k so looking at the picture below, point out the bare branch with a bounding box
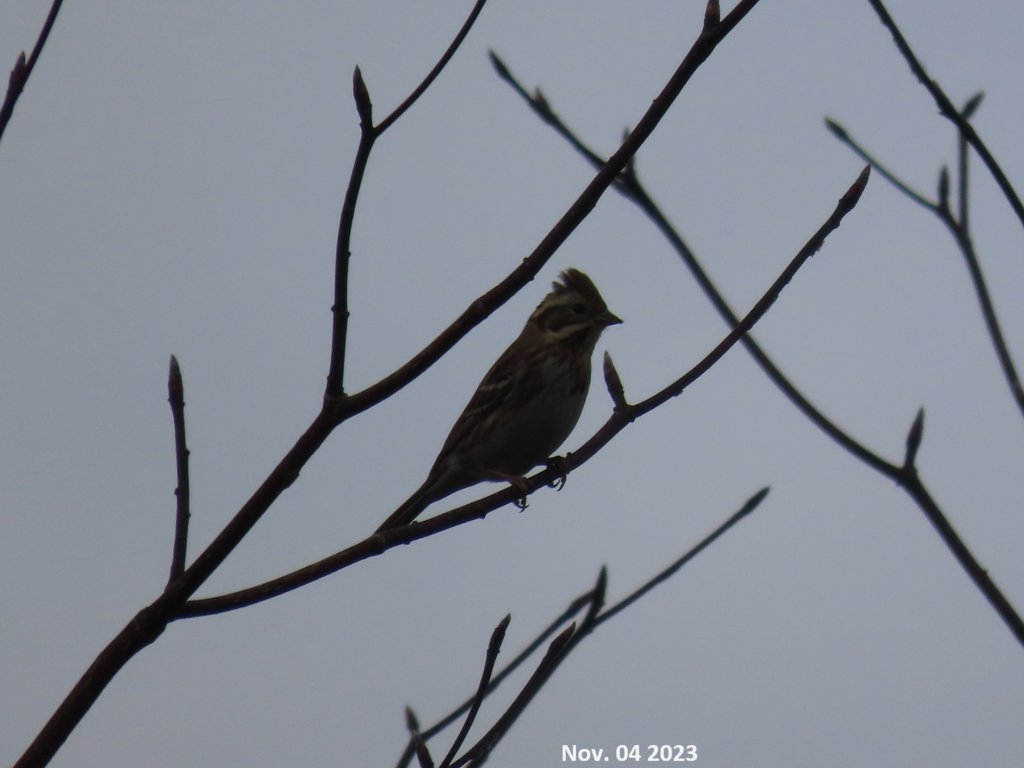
[825,118,937,211]
[944,219,1024,418]
[438,615,510,768]
[325,66,375,400]
[828,111,1024,420]
[412,734,435,768]
[325,1,489,399]
[594,488,768,628]
[0,0,65,145]
[451,624,576,767]
[394,583,601,768]
[865,0,1024,238]
[377,0,489,134]
[898,471,1024,646]
[490,52,616,177]
[956,95,979,228]
[627,167,869,417]
[167,356,191,584]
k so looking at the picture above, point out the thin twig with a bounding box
[824,119,936,211]
[944,217,1024,418]
[377,0,488,135]
[452,625,576,767]
[393,587,599,768]
[452,582,604,768]
[865,0,1024,238]
[0,0,65,145]
[438,615,510,768]
[957,94,982,230]
[412,734,435,768]
[594,488,767,627]
[631,167,870,415]
[898,469,1024,643]
[325,66,373,401]
[827,117,1024,419]
[325,0,490,400]
[167,356,191,583]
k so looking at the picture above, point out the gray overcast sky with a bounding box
[3,1,1024,766]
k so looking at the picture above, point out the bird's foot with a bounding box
[545,456,570,491]
[508,475,531,510]
[485,470,531,510]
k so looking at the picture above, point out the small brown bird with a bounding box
[377,268,622,531]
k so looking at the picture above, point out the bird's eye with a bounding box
[571,303,586,315]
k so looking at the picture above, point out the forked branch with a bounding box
[826,110,1024,419]
[326,0,490,399]
[865,0,1024,238]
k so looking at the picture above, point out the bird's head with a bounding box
[528,268,622,350]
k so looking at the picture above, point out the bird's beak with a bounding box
[601,310,623,327]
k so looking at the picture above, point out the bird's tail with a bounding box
[375,479,437,533]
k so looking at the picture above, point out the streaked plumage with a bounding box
[377,268,621,531]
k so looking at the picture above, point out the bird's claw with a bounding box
[509,476,530,510]
[545,456,570,491]
[489,472,531,510]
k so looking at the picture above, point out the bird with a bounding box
[377,268,622,532]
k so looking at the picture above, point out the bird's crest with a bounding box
[551,268,605,307]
